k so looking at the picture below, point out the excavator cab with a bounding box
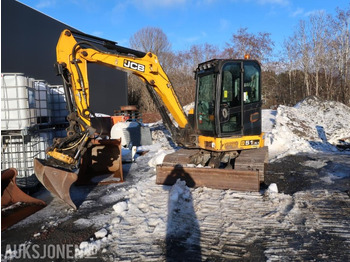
[191,59,264,153]
[157,59,267,190]
[195,59,262,139]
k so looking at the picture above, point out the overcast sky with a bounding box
[18,0,350,54]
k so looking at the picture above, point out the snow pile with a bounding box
[269,96,350,159]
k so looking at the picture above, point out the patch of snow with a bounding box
[302,160,328,169]
[320,175,335,184]
[94,228,108,239]
[148,149,175,167]
[112,201,128,214]
[73,218,94,228]
[111,217,121,225]
[267,183,279,194]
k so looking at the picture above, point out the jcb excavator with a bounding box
[34,29,268,209]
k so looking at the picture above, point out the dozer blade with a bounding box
[34,158,78,209]
[2,168,46,231]
[156,165,260,191]
[156,147,268,191]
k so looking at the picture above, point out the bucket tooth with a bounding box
[34,158,78,209]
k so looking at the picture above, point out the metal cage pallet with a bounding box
[1,128,67,187]
[1,73,70,188]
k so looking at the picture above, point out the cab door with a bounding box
[218,62,242,136]
[242,61,262,136]
[218,60,261,137]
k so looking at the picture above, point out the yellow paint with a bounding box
[56,29,188,129]
[47,149,75,164]
[224,90,228,98]
[198,133,265,151]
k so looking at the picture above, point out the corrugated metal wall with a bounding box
[1,0,128,115]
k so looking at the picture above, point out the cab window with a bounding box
[243,63,260,104]
[197,73,216,132]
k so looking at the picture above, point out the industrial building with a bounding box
[1,0,128,181]
[2,0,128,115]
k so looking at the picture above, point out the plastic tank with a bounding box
[48,85,69,124]
[1,73,37,130]
[34,80,51,124]
[111,121,152,147]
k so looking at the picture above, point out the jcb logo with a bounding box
[123,60,145,72]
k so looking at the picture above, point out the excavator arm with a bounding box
[57,29,189,129]
[50,29,192,168]
[34,29,194,208]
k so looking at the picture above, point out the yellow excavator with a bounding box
[34,29,268,209]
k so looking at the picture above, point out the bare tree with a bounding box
[129,26,172,70]
[281,6,350,105]
[309,11,332,97]
[223,27,274,62]
[128,27,174,113]
[333,6,350,104]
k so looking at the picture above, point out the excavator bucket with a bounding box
[76,138,123,185]
[34,158,78,209]
[33,138,123,209]
[1,168,46,231]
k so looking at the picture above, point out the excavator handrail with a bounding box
[69,29,147,58]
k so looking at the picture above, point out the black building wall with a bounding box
[1,0,128,115]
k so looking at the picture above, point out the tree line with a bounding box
[128,5,350,112]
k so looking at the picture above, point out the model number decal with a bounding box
[123,60,145,72]
[242,140,260,146]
